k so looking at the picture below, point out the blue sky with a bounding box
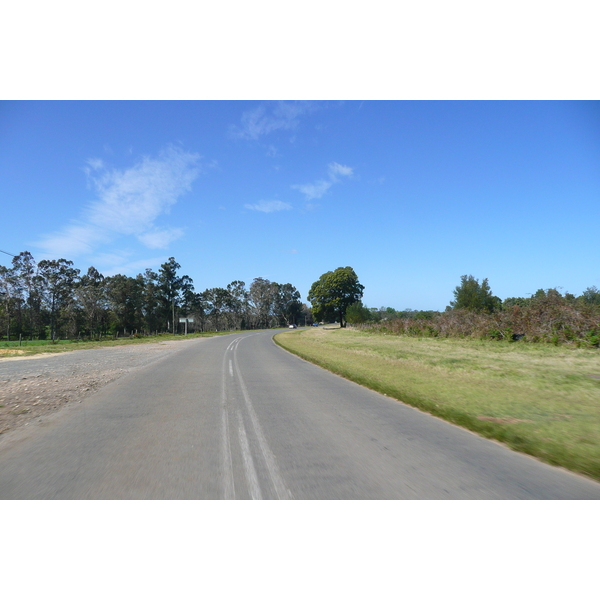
[1,100,598,311]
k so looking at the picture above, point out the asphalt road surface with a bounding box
[1,330,599,499]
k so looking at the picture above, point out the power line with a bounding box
[1,249,17,257]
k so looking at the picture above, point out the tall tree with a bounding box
[202,287,231,331]
[447,275,500,313]
[11,251,44,339]
[274,282,302,326]
[0,263,19,340]
[158,257,193,333]
[581,286,600,306]
[227,280,249,330]
[38,259,80,340]
[76,266,107,338]
[249,277,277,328]
[307,266,364,327]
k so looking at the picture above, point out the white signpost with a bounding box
[178,317,194,335]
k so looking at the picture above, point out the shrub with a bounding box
[360,290,600,347]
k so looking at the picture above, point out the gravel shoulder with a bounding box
[0,337,206,444]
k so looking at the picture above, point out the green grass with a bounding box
[275,326,600,482]
[0,331,235,358]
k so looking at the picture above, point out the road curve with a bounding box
[1,329,599,499]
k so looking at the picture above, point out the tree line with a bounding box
[0,252,308,342]
[350,274,600,347]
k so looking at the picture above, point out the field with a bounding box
[0,331,233,358]
[275,326,600,481]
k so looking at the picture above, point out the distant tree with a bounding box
[502,296,531,309]
[581,286,600,305]
[447,275,500,313]
[307,266,364,327]
[202,287,231,331]
[0,263,18,340]
[300,303,314,326]
[249,277,277,328]
[158,257,193,333]
[11,251,43,339]
[76,266,107,338]
[346,301,372,324]
[105,274,139,334]
[140,269,162,333]
[38,258,80,340]
[227,280,249,329]
[274,283,302,326]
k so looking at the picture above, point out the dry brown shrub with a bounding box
[359,293,600,346]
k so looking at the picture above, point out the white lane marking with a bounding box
[221,347,235,499]
[232,348,293,500]
[236,409,262,500]
[229,360,233,377]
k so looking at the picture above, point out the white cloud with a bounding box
[86,158,105,171]
[137,227,185,249]
[244,200,292,213]
[230,101,318,140]
[292,162,354,201]
[291,180,332,201]
[35,222,111,259]
[98,256,170,277]
[86,145,200,235]
[33,145,201,259]
[328,162,353,179]
[266,145,280,158]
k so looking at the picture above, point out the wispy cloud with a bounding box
[244,200,292,213]
[266,145,280,158]
[292,162,354,201]
[291,179,333,201]
[328,162,353,179]
[230,101,318,141]
[34,145,202,259]
[137,227,186,249]
[96,254,171,277]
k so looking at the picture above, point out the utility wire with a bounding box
[1,249,17,257]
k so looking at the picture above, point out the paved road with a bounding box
[1,330,599,499]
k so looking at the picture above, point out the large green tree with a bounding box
[158,257,194,333]
[38,258,80,340]
[307,266,364,327]
[447,274,500,313]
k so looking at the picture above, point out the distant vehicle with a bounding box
[312,323,319,327]
[289,324,297,329]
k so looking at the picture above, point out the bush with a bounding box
[360,290,600,347]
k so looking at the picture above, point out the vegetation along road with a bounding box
[1,329,599,499]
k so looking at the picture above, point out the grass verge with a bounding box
[275,327,600,482]
[0,331,235,358]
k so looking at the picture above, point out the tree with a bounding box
[249,277,277,328]
[447,275,500,313]
[0,263,18,340]
[76,266,107,338]
[158,257,193,333]
[11,251,43,339]
[106,274,143,335]
[274,283,302,326]
[202,287,231,331]
[38,258,80,340]
[346,301,372,324]
[227,280,249,329]
[581,286,600,306]
[307,266,364,327]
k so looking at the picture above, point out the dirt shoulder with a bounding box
[0,338,204,440]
